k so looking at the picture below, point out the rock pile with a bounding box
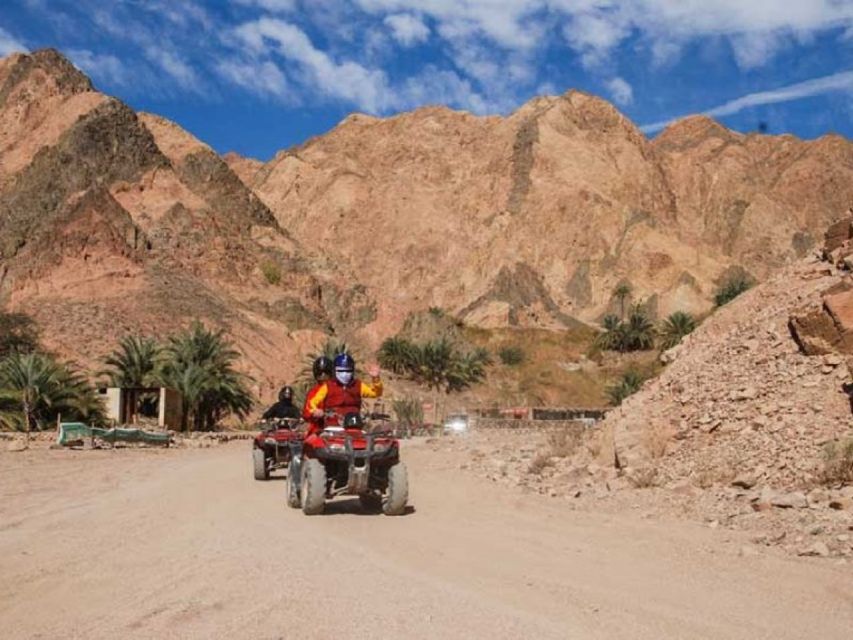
[446,248,853,557]
[601,258,853,489]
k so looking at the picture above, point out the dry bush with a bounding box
[528,452,554,475]
[260,260,281,285]
[585,433,603,459]
[546,426,582,458]
[693,462,736,489]
[627,466,659,488]
[641,423,674,459]
[822,438,853,486]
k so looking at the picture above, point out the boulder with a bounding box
[771,492,808,509]
[823,216,853,255]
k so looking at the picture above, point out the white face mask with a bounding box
[335,370,354,385]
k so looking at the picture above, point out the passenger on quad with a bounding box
[303,353,382,431]
[262,385,300,422]
[302,356,333,430]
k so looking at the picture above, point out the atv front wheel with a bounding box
[253,448,269,481]
[383,463,408,515]
[301,458,326,515]
[286,464,301,508]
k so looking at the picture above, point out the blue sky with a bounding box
[1,1,852,160]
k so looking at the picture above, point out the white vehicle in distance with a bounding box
[443,413,469,434]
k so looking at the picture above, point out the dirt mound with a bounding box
[599,260,852,486]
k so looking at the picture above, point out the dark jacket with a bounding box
[262,401,300,420]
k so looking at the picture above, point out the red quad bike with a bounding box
[252,417,301,480]
[286,412,408,515]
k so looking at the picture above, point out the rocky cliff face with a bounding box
[251,91,853,345]
[0,49,374,397]
[2,48,852,391]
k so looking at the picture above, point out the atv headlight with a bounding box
[328,443,346,453]
[264,438,276,445]
[374,442,389,453]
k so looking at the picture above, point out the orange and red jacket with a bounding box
[302,377,383,431]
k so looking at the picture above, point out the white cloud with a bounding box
[358,1,853,71]
[68,49,126,86]
[384,13,430,46]
[234,18,394,111]
[605,77,633,106]
[730,31,784,70]
[144,47,203,93]
[0,26,27,56]
[216,60,295,103]
[397,66,487,112]
[641,69,853,133]
[234,0,299,12]
[216,58,292,101]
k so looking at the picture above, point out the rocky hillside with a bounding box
[0,49,375,399]
[2,48,853,402]
[245,93,853,345]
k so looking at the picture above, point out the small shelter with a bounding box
[98,387,183,430]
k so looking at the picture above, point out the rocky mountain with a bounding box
[2,48,853,397]
[246,92,853,346]
[0,49,373,398]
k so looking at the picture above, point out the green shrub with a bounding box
[714,274,753,307]
[659,311,697,350]
[376,336,490,393]
[498,345,525,366]
[607,370,647,406]
[595,307,655,353]
[261,260,281,285]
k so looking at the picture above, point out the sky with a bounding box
[1,1,852,161]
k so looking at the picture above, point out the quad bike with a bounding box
[252,417,301,480]
[286,412,408,516]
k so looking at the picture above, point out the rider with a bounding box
[262,385,300,422]
[303,353,382,431]
[301,355,332,427]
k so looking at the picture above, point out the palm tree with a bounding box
[377,337,417,375]
[100,335,162,387]
[448,347,491,391]
[0,353,102,442]
[714,274,753,307]
[159,362,211,431]
[659,311,697,350]
[161,323,254,430]
[613,283,633,319]
[622,306,655,352]
[595,314,623,351]
[607,370,646,406]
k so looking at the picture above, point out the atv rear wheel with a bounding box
[253,448,269,481]
[300,458,326,515]
[286,464,301,508]
[383,463,408,515]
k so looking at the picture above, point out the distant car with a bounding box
[443,413,469,434]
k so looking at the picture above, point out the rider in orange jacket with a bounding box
[303,353,382,432]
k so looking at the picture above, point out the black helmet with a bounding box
[278,386,293,402]
[342,412,363,429]
[313,356,333,381]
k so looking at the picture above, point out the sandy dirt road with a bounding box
[1,439,851,639]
